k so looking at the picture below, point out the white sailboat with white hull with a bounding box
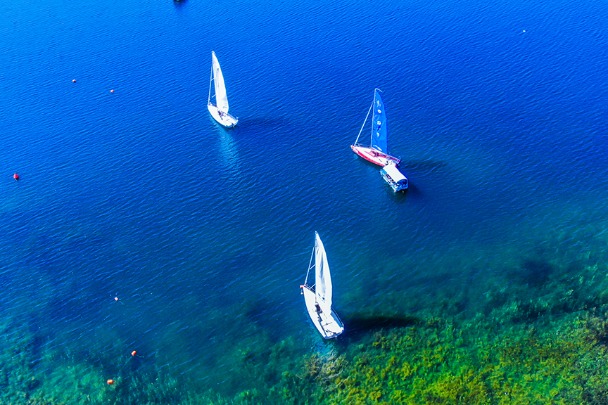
[300,232,344,339]
[207,51,238,128]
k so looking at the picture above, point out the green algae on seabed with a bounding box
[2,231,608,403]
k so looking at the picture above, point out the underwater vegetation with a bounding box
[229,229,608,404]
[2,230,608,404]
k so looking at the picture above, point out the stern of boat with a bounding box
[208,104,238,128]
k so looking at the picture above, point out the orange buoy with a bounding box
[107,379,114,385]
[131,350,137,357]
[13,173,19,181]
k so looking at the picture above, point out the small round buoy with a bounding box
[72,79,77,83]
[131,350,137,357]
[110,89,115,94]
[13,173,19,181]
[107,379,114,385]
[114,296,119,302]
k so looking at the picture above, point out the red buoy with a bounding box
[13,173,19,181]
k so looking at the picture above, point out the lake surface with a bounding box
[0,0,606,401]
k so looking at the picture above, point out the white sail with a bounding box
[314,232,332,313]
[301,232,344,339]
[211,51,229,113]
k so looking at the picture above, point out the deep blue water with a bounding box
[0,0,607,398]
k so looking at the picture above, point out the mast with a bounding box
[354,100,373,146]
[208,57,214,105]
[304,241,315,287]
[370,89,377,147]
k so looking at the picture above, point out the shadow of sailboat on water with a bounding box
[337,313,421,342]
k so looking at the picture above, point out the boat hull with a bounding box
[301,286,344,339]
[351,145,400,167]
[208,104,238,128]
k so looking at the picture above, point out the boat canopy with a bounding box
[382,163,407,183]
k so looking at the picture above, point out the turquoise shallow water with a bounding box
[0,0,607,400]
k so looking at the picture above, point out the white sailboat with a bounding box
[207,51,238,128]
[300,232,344,339]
